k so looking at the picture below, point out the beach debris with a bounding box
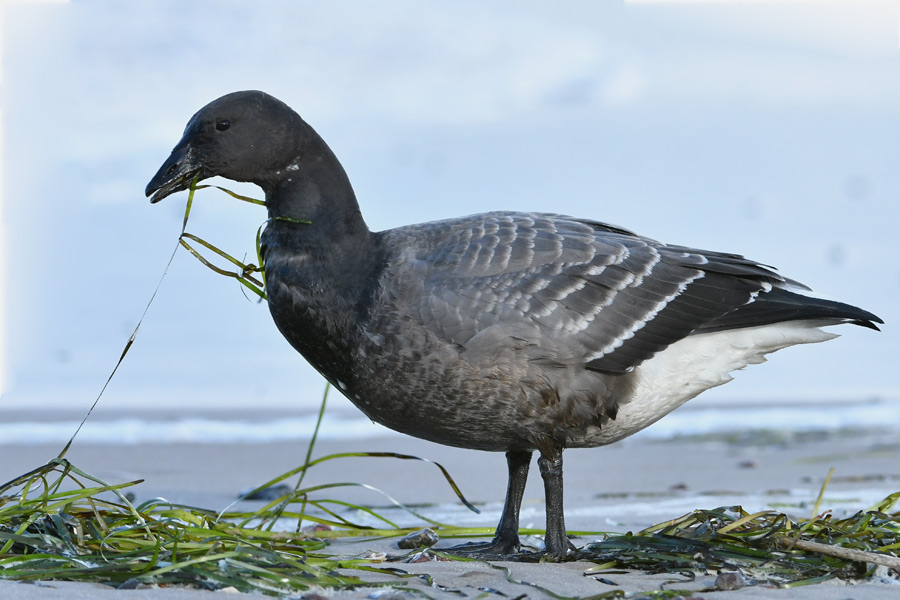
[405,549,438,563]
[580,496,900,587]
[367,590,419,600]
[397,527,439,549]
[774,537,900,571]
[239,483,292,501]
[715,571,745,590]
[358,551,388,563]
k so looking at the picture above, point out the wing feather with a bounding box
[380,211,870,378]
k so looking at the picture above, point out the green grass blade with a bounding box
[193,184,265,206]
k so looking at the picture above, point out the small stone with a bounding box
[397,527,439,549]
[239,484,292,501]
[715,571,745,590]
[368,592,413,600]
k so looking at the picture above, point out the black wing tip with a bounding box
[856,320,881,332]
[850,313,883,332]
[833,301,883,332]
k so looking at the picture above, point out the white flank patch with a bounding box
[584,321,839,445]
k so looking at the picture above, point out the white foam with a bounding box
[0,415,389,446]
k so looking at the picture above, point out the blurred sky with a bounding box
[0,0,898,416]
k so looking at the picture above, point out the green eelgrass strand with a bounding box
[178,233,266,300]
[176,178,314,303]
[810,467,835,522]
[191,184,266,206]
[5,455,900,594]
[236,450,479,531]
[57,217,186,459]
[0,456,445,594]
[178,177,269,300]
[219,383,476,534]
[57,174,207,459]
[293,380,332,523]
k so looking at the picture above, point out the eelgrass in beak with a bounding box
[175,175,270,300]
[175,177,314,301]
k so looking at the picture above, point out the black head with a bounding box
[145,90,306,203]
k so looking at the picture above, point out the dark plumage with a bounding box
[146,91,882,558]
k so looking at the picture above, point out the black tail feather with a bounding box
[698,287,883,333]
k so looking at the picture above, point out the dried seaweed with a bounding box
[580,491,900,587]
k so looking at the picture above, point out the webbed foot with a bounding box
[442,533,526,558]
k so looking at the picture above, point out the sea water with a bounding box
[0,395,893,445]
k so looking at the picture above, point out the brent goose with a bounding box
[146,91,882,558]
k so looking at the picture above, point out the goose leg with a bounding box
[446,450,531,556]
[538,447,572,558]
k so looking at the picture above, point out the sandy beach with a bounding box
[1,410,899,599]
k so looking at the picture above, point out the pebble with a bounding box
[239,484,292,501]
[715,571,746,590]
[397,527,439,549]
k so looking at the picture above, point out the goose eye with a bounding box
[216,119,231,131]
